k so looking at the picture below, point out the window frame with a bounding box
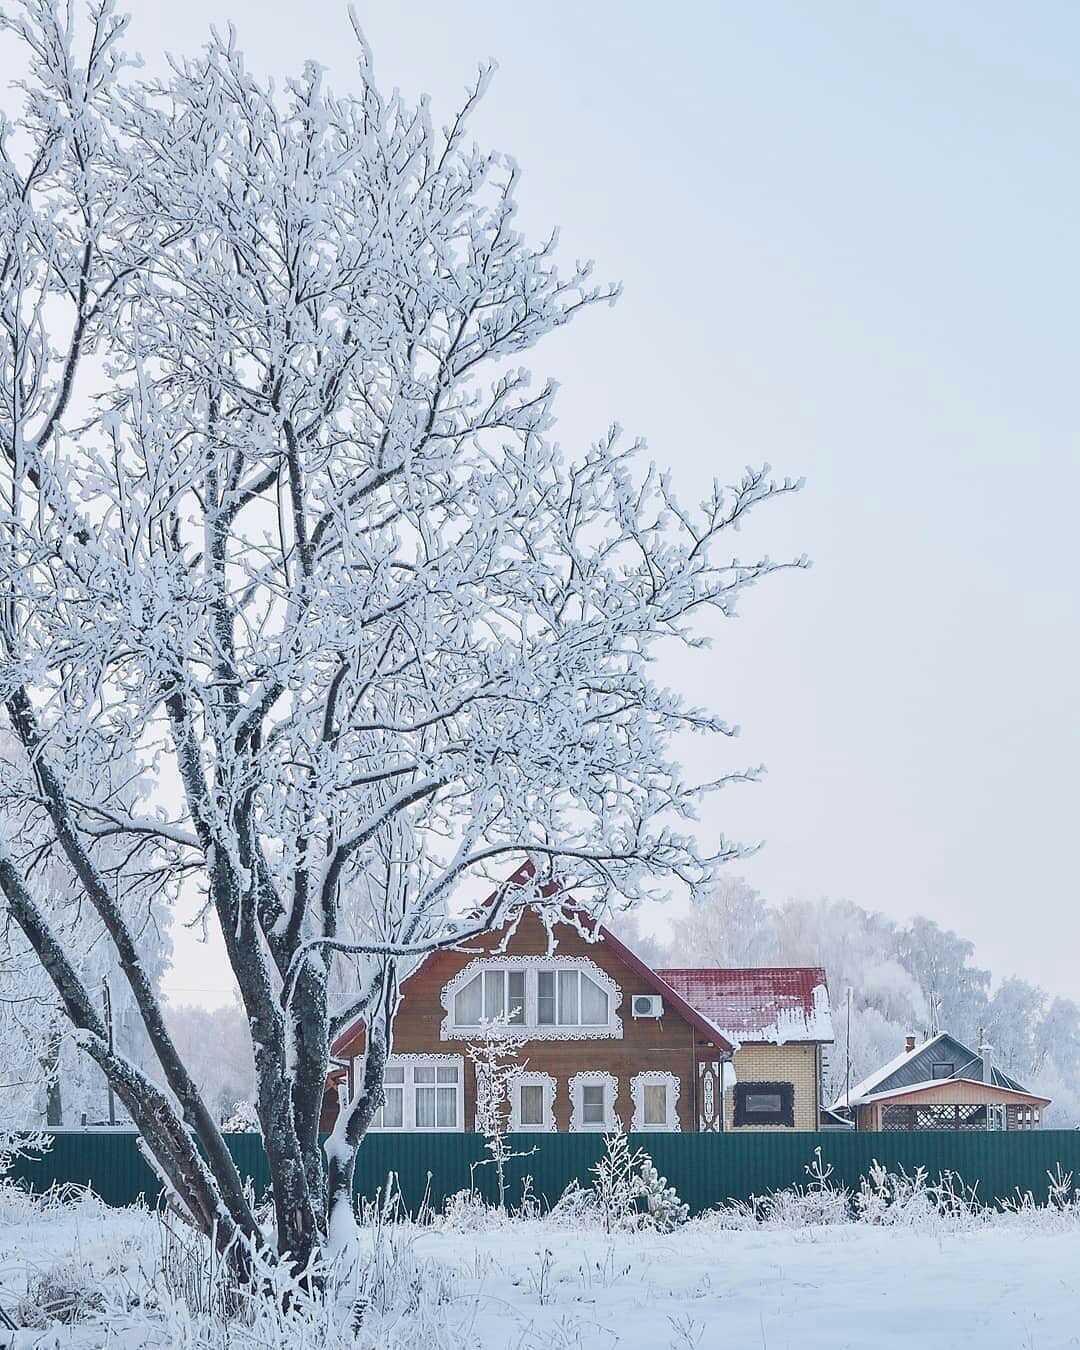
[930,1060,955,1080]
[508,1071,557,1133]
[630,1070,681,1131]
[442,958,623,1041]
[365,1055,465,1132]
[451,968,527,1029]
[569,1071,620,1132]
[733,1080,795,1128]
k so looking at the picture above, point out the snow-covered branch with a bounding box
[0,0,803,1274]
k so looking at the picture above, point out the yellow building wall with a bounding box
[723,1043,820,1131]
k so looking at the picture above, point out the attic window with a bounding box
[453,969,525,1027]
[537,969,608,1027]
[931,1061,954,1080]
[443,958,622,1040]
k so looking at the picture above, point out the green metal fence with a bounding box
[11,1129,1080,1215]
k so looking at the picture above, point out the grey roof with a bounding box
[832,1032,1030,1111]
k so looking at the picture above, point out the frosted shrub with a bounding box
[854,1162,983,1230]
[1000,1166,1080,1232]
[437,1187,505,1233]
[221,1101,260,1134]
[741,1183,850,1229]
[591,1131,647,1233]
[638,1159,690,1232]
[17,1262,105,1327]
[695,1148,850,1230]
[850,1162,922,1227]
[548,1179,598,1228]
[587,1131,691,1233]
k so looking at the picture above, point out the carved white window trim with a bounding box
[508,1071,557,1133]
[441,956,623,1041]
[569,1071,620,1132]
[630,1070,681,1132]
[364,1054,464,1132]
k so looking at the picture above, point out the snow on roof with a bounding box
[657,968,834,1047]
[832,1032,1033,1111]
[834,1033,953,1111]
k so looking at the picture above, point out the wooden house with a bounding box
[323,887,834,1135]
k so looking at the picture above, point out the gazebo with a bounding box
[835,1032,1050,1131]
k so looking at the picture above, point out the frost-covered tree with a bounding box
[894,916,991,1045]
[666,875,778,967]
[0,2,802,1273]
[0,733,170,1130]
[604,910,670,970]
[467,1018,532,1211]
[658,878,1080,1121]
[164,1001,257,1127]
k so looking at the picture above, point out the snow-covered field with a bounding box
[2,1184,1080,1350]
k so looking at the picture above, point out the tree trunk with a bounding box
[43,1033,63,1127]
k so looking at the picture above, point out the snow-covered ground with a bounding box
[2,1188,1079,1348]
[426,1223,1080,1349]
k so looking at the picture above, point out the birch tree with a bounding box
[0,0,804,1274]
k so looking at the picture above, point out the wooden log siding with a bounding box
[328,909,729,1133]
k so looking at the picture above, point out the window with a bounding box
[930,1061,954,1080]
[1009,1105,1040,1131]
[733,1081,794,1127]
[443,959,621,1040]
[371,1064,405,1129]
[453,969,525,1026]
[414,1064,460,1128]
[644,1086,667,1124]
[570,1072,619,1132]
[630,1071,681,1131]
[520,1084,545,1126]
[367,1057,463,1131]
[582,1085,605,1124]
[508,1071,556,1132]
[537,969,609,1027]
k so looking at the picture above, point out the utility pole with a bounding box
[102,978,116,1127]
[845,986,853,1119]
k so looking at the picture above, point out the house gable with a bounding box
[841,1032,1031,1109]
[332,904,734,1061]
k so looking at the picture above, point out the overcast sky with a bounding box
[121,2,1079,1005]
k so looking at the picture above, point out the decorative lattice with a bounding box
[881,1103,992,1131]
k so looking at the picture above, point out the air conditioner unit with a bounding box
[632,995,664,1019]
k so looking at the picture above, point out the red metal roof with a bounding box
[658,967,833,1044]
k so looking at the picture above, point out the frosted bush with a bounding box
[221,1101,260,1134]
[854,1162,984,1231]
[573,1131,692,1233]
[436,1188,506,1233]
[691,1152,1008,1233]
[547,1179,598,1228]
[17,1262,105,1327]
[590,1131,647,1233]
[638,1159,690,1232]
